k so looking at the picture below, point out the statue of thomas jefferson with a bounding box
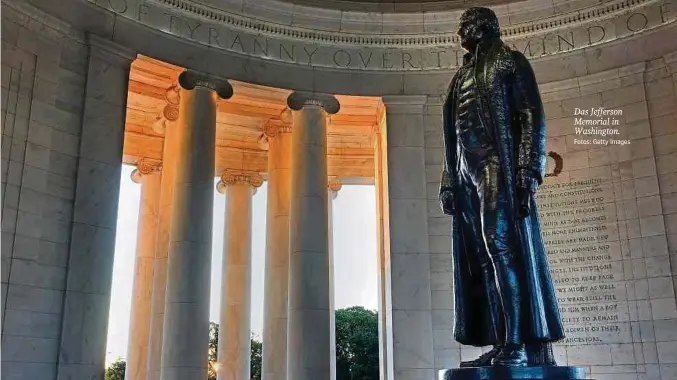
[439,7,564,367]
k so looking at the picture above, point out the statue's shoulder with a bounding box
[509,48,533,70]
[488,40,517,75]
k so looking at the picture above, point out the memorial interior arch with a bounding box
[2,0,677,379]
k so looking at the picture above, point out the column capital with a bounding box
[178,70,233,99]
[217,170,264,194]
[131,159,163,183]
[153,85,181,135]
[328,176,343,198]
[166,84,181,106]
[259,109,293,149]
[263,119,293,139]
[287,92,340,115]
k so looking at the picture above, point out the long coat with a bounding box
[440,38,565,346]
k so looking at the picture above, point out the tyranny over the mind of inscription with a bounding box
[93,0,676,71]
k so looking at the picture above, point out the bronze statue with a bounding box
[439,7,564,367]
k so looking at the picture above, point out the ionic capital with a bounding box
[280,108,293,124]
[178,70,233,99]
[263,119,293,139]
[153,85,181,135]
[259,110,293,149]
[328,176,343,194]
[287,91,340,115]
[131,159,162,183]
[166,84,180,106]
[217,170,264,194]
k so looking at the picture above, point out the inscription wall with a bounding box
[524,58,677,379]
[538,179,631,346]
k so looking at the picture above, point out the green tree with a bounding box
[208,322,263,380]
[104,359,126,380]
[209,322,219,380]
[250,337,262,379]
[335,307,379,380]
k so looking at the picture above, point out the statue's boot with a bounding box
[459,345,502,367]
[491,256,527,367]
[460,265,503,368]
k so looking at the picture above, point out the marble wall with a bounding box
[1,3,88,378]
[382,95,436,379]
[1,1,134,379]
[536,56,677,380]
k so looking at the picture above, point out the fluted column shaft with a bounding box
[125,161,163,380]
[160,71,232,380]
[261,115,293,380]
[286,92,340,380]
[147,85,181,380]
[216,172,262,380]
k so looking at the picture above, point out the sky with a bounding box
[105,165,378,364]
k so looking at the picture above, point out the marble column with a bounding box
[160,71,232,380]
[327,176,343,380]
[126,160,163,380]
[286,92,340,380]
[215,171,263,380]
[147,85,181,380]
[261,110,293,380]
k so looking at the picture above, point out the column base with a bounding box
[439,366,588,380]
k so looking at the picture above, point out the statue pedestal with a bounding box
[439,366,588,380]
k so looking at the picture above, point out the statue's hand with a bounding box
[440,190,456,216]
[516,187,532,218]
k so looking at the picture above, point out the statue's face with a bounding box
[457,17,483,52]
[457,7,500,52]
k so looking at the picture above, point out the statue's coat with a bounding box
[440,38,565,346]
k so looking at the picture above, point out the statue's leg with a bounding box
[480,263,505,345]
[458,180,504,367]
[459,262,504,367]
[478,157,527,367]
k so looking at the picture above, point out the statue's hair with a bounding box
[460,7,501,39]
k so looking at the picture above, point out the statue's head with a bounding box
[458,7,501,52]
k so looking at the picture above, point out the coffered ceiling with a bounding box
[124,55,382,181]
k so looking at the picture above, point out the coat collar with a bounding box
[461,37,500,66]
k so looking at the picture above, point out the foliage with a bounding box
[176,308,378,380]
[250,337,262,380]
[104,359,126,380]
[103,321,265,380]
[209,322,219,380]
[209,322,263,380]
[335,307,379,380]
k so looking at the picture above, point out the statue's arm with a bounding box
[512,51,547,191]
[440,90,456,195]
[439,87,458,215]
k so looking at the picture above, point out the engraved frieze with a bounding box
[91,0,676,71]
